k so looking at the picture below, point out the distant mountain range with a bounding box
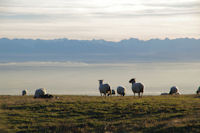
[0,38,200,62]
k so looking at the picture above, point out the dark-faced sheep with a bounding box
[111,89,116,95]
[34,88,53,98]
[34,88,47,98]
[129,78,144,97]
[117,86,126,96]
[169,86,179,95]
[98,80,111,96]
[22,89,27,96]
[41,94,53,98]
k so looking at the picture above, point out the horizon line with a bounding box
[1,37,200,42]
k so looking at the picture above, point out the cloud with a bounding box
[143,1,200,8]
[0,61,89,67]
[0,0,199,20]
[0,0,199,40]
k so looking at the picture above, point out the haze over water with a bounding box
[0,61,199,95]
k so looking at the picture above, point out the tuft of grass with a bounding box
[0,95,200,133]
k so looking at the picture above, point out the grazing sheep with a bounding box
[111,89,116,95]
[196,87,200,95]
[34,88,47,98]
[129,78,144,97]
[98,80,111,96]
[22,89,27,96]
[117,86,126,96]
[161,93,169,95]
[41,94,53,98]
[169,86,179,95]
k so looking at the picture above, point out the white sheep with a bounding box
[129,78,144,97]
[117,86,126,96]
[196,87,200,95]
[22,89,27,96]
[34,88,47,98]
[169,86,179,95]
[98,80,111,96]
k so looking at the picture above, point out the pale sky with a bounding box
[0,0,200,41]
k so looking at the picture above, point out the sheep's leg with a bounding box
[134,93,135,97]
[138,93,140,97]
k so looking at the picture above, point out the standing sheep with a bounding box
[196,87,200,95]
[117,86,126,96]
[169,86,179,95]
[22,89,27,96]
[129,78,144,97]
[98,80,111,96]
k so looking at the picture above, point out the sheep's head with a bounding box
[129,78,136,83]
[98,80,103,84]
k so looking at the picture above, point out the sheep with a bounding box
[169,86,179,95]
[41,94,53,98]
[34,88,47,98]
[34,88,53,98]
[22,89,27,96]
[98,80,111,96]
[161,93,169,95]
[196,87,200,95]
[117,86,126,96]
[111,89,116,95]
[129,78,144,97]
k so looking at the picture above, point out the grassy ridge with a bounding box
[0,95,200,133]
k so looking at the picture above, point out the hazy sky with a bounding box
[0,0,200,41]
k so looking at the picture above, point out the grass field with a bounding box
[0,95,200,133]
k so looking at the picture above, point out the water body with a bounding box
[0,61,199,95]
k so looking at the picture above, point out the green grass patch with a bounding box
[0,95,200,132]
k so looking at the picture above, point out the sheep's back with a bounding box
[132,83,144,93]
[117,86,125,94]
[34,88,47,98]
[99,84,111,93]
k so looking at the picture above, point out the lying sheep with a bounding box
[169,86,179,95]
[129,78,144,97]
[117,86,126,96]
[98,80,111,96]
[34,88,47,98]
[161,93,169,95]
[22,89,27,96]
[34,88,53,98]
